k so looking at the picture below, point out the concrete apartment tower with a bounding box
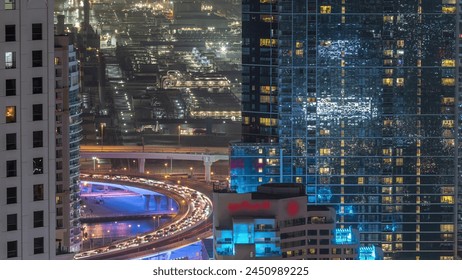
[0,0,56,259]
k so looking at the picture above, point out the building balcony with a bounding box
[216,238,233,244]
[254,237,280,244]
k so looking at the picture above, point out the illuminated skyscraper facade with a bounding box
[232,0,459,259]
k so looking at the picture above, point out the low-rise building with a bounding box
[213,183,363,260]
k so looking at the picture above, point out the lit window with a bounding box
[5,0,15,10]
[382,244,392,252]
[383,78,393,86]
[383,50,393,57]
[396,40,405,48]
[5,106,16,123]
[260,85,277,94]
[5,51,16,69]
[441,224,454,232]
[260,15,275,23]
[320,40,331,47]
[258,177,263,182]
[260,95,270,103]
[442,97,454,105]
[358,177,364,184]
[295,49,304,57]
[441,78,455,86]
[442,120,454,128]
[319,167,330,174]
[442,6,456,13]
[258,158,263,164]
[396,78,404,87]
[384,69,393,76]
[396,158,403,166]
[260,117,277,126]
[320,129,330,136]
[320,5,331,14]
[383,59,393,66]
[320,148,331,156]
[382,148,392,155]
[258,167,263,173]
[260,38,277,47]
[441,196,453,204]
[383,16,393,23]
[396,177,403,184]
[442,59,455,67]
[382,177,392,185]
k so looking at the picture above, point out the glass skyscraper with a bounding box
[231,0,459,259]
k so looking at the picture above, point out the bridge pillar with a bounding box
[138,158,146,173]
[143,194,151,210]
[155,195,162,211]
[203,156,213,182]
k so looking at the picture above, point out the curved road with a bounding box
[75,174,213,260]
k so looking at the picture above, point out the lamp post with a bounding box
[189,167,193,177]
[100,122,106,146]
[92,157,98,171]
[178,125,181,145]
[164,163,168,174]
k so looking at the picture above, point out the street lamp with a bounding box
[189,167,193,177]
[92,157,98,171]
[100,122,106,146]
[178,125,181,145]
[164,163,168,174]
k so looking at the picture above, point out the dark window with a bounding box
[307,230,317,236]
[5,25,15,41]
[5,106,16,123]
[6,160,17,177]
[320,230,330,236]
[6,187,17,204]
[33,184,44,201]
[33,131,43,148]
[32,77,42,94]
[6,133,16,150]
[5,79,16,96]
[7,214,17,231]
[307,239,317,245]
[320,239,330,245]
[33,211,44,228]
[32,23,42,40]
[7,241,17,258]
[33,157,43,174]
[32,104,42,121]
[32,50,42,67]
[320,248,329,255]
[33,237,44,254]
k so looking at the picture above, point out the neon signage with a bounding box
[228,200,271,212]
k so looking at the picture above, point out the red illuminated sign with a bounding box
[228,200,271,212]
[287,200,300,217]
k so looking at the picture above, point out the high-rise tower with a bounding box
[0,0,56,259]
[232,0,458,260]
